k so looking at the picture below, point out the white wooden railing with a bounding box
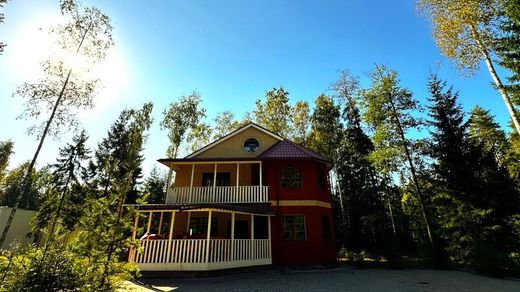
[130,239,271,271]
[166,186,269,204]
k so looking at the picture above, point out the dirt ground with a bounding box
[120,267,520,292]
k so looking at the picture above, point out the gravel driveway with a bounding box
[122,267,520,292]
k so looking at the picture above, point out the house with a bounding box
[126,123,336,271]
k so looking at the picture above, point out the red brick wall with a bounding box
[263,159,337,265]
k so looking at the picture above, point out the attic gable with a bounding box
[186,123,283,159]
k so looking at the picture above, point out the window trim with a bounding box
[316,167,326,191]
[282,214,306,241]
[280,166,302,189]
[243,137,261,153]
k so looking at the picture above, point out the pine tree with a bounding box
[308,93,342,161]
[496,0,520,104]
[427,74,520,274]
[468,106,508,164]
[143,166,167,204]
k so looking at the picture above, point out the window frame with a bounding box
[282,215,306,241]
[316,167,326,190]
[243,137,260,153]
[280,166,302,189]
[321,216,331,241]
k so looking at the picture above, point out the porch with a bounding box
[128,205,273,271]
[164,161,269,204]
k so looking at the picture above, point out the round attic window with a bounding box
[244,138,260,153]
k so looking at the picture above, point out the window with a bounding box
[316,167,326,190]
[281,166,301,188]
[190,217,218,236]
[321,216,331,240]
[244,138,260,153]
[202,172,231,186]
[283,215,306,240]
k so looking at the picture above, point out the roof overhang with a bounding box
[124,203,275,215]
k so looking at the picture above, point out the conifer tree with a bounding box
[308,93,342,161]
[427,74,520,274]
[468,106,508,163]
[496,0,520,103]
[143,166,167,204]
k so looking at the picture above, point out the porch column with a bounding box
[131,213,139,240]
[166,211,176,262]
[158,211,164,234]
[205,210,213,263]
[259,162,263,187]
[213,163,218,201]
[250,214,254,260]
[268,216,272,259]
[236,163,240,199]
[146,211,152,234]
[231,212,235,261]
[189,163,195,203]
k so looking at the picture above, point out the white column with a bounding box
[231,212,235,261]
[268,216,272,260]
[206,210,213,263]
[259,162,263,187]
[146,211,152,234]
[189,163,195,203]
[166,211,176,263]
[132,213,139,240]
[250,214,254,260]
[158,211,164,234]
[213,163,218,201]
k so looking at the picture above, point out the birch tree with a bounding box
[0,0,8,54]
[417,0,520,134]
[0,0,114,247]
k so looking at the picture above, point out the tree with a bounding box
[291,101,311,145]
[362,65,434,248]
[213,111,240,140]
[468,105,508,163]
[186,122,212,154]
[427,74,520,274]
[161,91,206,159]
[0,140,14,183]
[308,94,342,161]
[143,166,167,204]
[0,0,8,54]
[496,0,520,104]
[85,102,153,288]
[331,71,389,252]
[0,0,114,248]
[34,130,91,255]
[417,0,520,134]
[0,163,50,210]
[254,87,292,137]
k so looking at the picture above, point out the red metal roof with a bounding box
[259,139,333,164]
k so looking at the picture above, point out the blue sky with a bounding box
[0,0,513,175]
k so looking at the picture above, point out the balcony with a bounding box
[166,186,269,204]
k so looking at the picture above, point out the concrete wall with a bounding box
[0,207,36,250]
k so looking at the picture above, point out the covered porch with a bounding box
[127,204,273,271]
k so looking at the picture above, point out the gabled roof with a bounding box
[185,122,284,158]
[259,139,333,165]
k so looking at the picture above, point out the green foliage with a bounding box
[254,87,292,137]
[0,140,13,183]
[291,101,311,146]
[0,163,50,210]
[468,106,508,163]
[0,0,8,54]
[496,0,520,104]
[143,166,167,204]
[161,91,206,158]
[427,74,520,274]
[213,111,241,140]
[308,93,342,160]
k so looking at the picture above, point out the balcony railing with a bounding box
[129,238,272,271]
[166,186,269,204]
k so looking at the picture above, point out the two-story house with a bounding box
[127,123,336,271]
